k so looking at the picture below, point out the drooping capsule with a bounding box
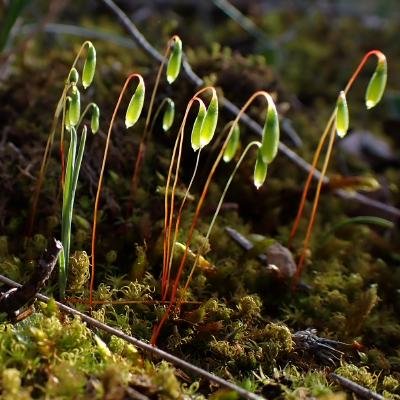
[199,90,218,148]
[125,78,145,128]
[162,98,175,132]
[166,36,182,84]
[365,54,387,110]
[191,99,207,151]
[223,123,240,162]
[90,104,100,134]
[253,150,268,189]
[82,42,96,89]
[336,91,349,138]
[260,99,280,164]
[68,68,79,85]
[69,85,81,126]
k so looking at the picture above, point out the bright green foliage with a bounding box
[68,68,79,85]
[90,103,100,134]
[253,150,268,189]
[166,36,182,84]
[260,99,279,163]
[162,98,175,132]
[82,42,96,89]
[59,126,87,298]
[191,99,206,151]
[69,86,81,126]
[125,78,145,128]
[223,123,240,162]
[336,91,349,138]
[366,56,387,109]
[199,90,218,148]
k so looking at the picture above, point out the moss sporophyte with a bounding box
[289,50,387,286]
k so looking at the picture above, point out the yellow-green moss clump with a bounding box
[0,304,196,399]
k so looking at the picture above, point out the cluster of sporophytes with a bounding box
[82,34,280,344]
[28,36,388,333]
[14,28,397,398]
[289,50,388,284]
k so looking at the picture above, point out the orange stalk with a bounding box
[293,123,336,285]
[152,91,273,344]
[130,36,179,210]
[90,73,143,306]
[289,50,385,246]
[290,50,385,283]
[161,89,212,300]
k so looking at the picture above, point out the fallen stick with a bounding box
[0,273,264,400]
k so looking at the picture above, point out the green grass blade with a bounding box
[59,127,77,298]
[0,0,31,52]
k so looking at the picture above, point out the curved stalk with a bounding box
[183,140,260,295]
[163,148,202,300]
[152,90,274,344]
[90,73,143,306]
[130,36,179,209]
[293,123,336,286]
[162,90,213,300]
[289,50,385,245]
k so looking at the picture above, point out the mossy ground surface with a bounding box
[0,2,400,399]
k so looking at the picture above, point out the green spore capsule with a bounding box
[162,98,175,132]
[260,99,279,164]
[365,55,387,109]
[166,36,182,84]
[68,68,79,85]
[191,99,207,151]
[199,90,218,148]
[253,150,268,189]
[82,42,96,89]
[69,86,81,126]
[125,78,145,128]
[223,123,240,162]
[91,104,100,134]
[336,91,349,138]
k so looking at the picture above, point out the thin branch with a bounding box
[330,373,386,400]
[0,274,263,400]
[99,0,400,221]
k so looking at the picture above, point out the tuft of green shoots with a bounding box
[59,125,87,298]
[162,98,175,132]
[336,91,349,138]
[253,150,268,189]
[199,89,218,148]
[125,77,145,128]
[190,99,207,151]
[223,123,240,162]
[166,36,182,84]
[260,97,279,164]
[365,54,387,109]
[82,42,96,89]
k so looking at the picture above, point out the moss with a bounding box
[237,294,262,319]
[67,250,90,291]
[335,363,378,391]
[1,6,400,398]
